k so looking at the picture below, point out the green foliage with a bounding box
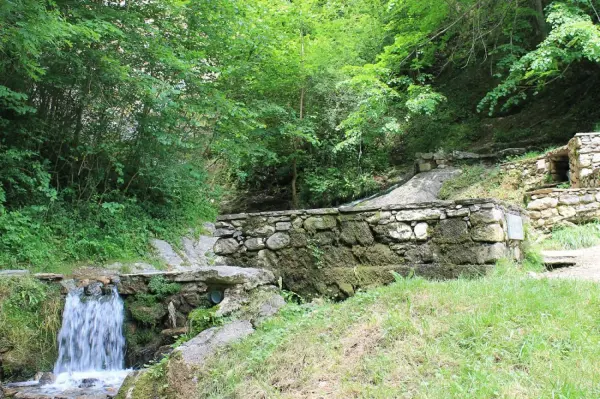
[127,277,180,325]
[480,1,600,114]
[188,307,221,336]
[0,278,62,380]
[542,221,600,250]
[147,276,181,299]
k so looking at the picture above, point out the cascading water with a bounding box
[33,285,131,397]
[54,286,125,374]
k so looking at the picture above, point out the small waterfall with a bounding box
[54,285,126,374]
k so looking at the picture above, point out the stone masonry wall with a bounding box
[213,200,524,298]
[499,146,569,191]
[526,188,600,230]
[568,133,600,188]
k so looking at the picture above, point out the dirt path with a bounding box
[542,246,600,282]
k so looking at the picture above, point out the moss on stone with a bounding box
[128,300,167,326]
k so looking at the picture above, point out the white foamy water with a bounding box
[54,286,126,374]
[37,285,131,396]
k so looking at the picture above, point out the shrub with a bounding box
[0,278,62,380]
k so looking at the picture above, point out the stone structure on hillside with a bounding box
[213,199,524,298]
[500,133,600,192]
[416,148,527,173]
[500,146,570,191]
[510,132,600,229]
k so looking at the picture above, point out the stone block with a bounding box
[536,159,547,172]
[276,222,292,231]
[540,208,559,218]
[471,224,505,242]
[244,238,265,251]
[214,238,240,255]
[418,161,433,172]
[414,223,429,241]
[528,211,541,219]
[266,232,291,250]
[527,197,558,210]
[581,194,595,203]
[447,208,470,218]
[340,221,375,246]
[558,206,576,218]
[437,242,506,264]
[366,211,391,224]
[469,208,503,224]
[432,219,470,244]
[304,216,337,231]
[558,195,580,205]
[395,209,443,221]
[581,168,593,177]
[245,224,276,237]
[373,222,413,242]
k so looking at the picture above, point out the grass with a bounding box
[0,277,63,380]
[438,165,525,205]
[541,222,600,250]
[194,272,600,398]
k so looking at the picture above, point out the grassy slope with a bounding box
[195,271,600,398]
[438,165,525,205]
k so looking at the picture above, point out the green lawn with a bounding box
[195,272,600,398]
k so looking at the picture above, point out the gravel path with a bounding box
[542,246,600,282]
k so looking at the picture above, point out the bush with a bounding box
[0,193,217,273]
[0,278,62,380]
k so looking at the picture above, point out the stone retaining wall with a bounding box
[568,133,600,188]
[214,200,524,298]
[526,188,600,229]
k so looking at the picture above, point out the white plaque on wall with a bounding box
[506,214,524,240]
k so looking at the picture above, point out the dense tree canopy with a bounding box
[1,0,599,269]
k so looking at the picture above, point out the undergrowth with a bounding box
[0,278,62,381]
[0,195,217,274]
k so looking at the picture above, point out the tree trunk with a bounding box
[291,26,306,210]
[532,0,548,38]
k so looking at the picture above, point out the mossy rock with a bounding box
[128,301,167,325]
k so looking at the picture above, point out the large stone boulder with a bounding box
[176,320,254,366]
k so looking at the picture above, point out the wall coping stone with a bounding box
[216,199,523,221]
[526,187,600,196]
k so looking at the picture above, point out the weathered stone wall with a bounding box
[568,133,600,188]
[499,146,569,191]
[526,188,600,230]
[214,200,524,298]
